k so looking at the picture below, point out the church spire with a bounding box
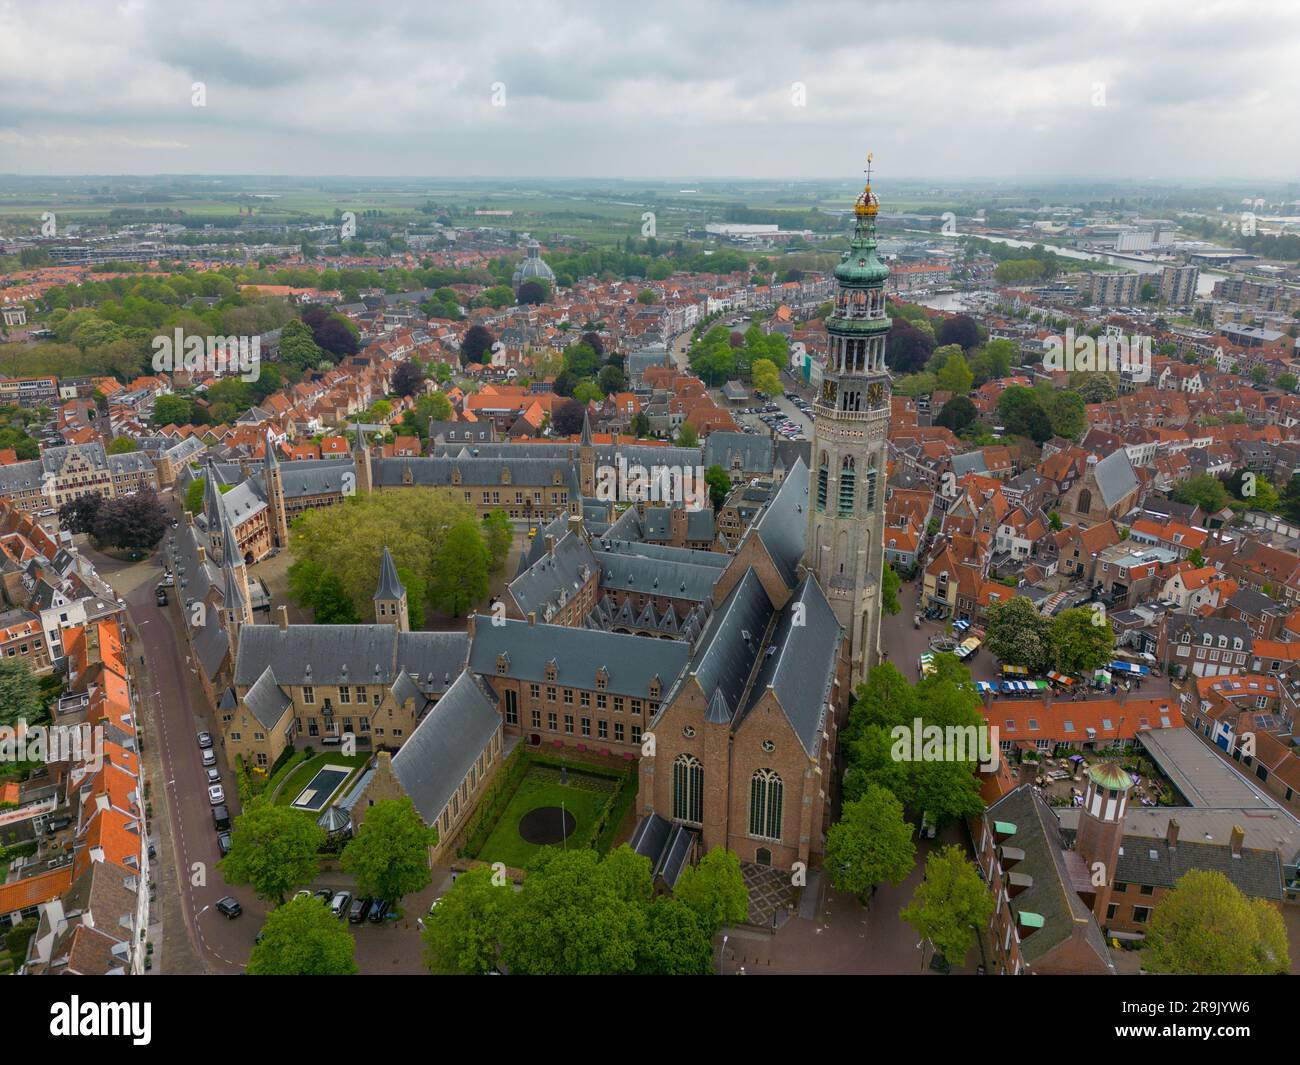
[373,545,409,631]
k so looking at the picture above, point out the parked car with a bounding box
[212,804,231,831]
[314,889,333,905]
[215,896,241,919]
[155,587,168,607]
[428,896,444,915]
[205,767,221,784]
[294,889,313,901]
[348,896,373,924]
[329,891,352,919]
[197,731,213,750]
[368,899,391,923]
[217,831,232,856]
[202,748,217,767]
[207,784,225,806]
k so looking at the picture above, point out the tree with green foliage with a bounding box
[499,847,649,975]
[826,785,916,902]
[751,357,781,397]
[704,465,731,510]
[984,595,1048,671]
[421,866,517,975]
[0,659,45,728]
[431,518,491,617]
[289,489,479,623]
[881,561,901,616]
[935,395,977,433]
[899,844,994,966]
[220,801,324,905]
[629,411,651,438]
[106,436,137,455]
[151,394,194,426]
[675,422,699,448]
[1173,473,1231,515]
[288,559,362,624]
[1145,869,1288,975]
[637,898,713,975]
[247,895,358,976]
[1046,607,1115,675]
[997,385,1052,443]
[341,797,435,905]
[673,847,749,932]
[841,660,986,826]
[184,476,207,514]
[935,350,974,394]
[482,509,513,572]
[1045,389,1086,440]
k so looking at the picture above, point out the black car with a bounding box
[215,896,242,919]
[212,804,231,831]
[315,889,333,905]
[155,587,168,607]
[217,831,232,856]
[368,899,391,924]
[348,896,373,924]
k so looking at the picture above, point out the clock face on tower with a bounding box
[821,379,838,406]
[867,381,886,408]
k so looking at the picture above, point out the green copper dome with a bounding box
[1087,761,1133,792]
[834,236,891,286]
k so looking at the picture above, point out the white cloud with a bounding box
[0,0,1295,178]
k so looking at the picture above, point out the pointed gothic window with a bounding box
[673,754,704,824]
[817,452,829,512]
[864,459,877,511]
[749,768,783,841]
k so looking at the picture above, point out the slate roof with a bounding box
[704,431,774,474]
[1092,449,1139,509]
[374,546,405,602]
[233,624,468,691]
[1113,835,1283,900]
[468,616,690,698]
[751,456,808,588]
[739,574,841,756]
[243,665,294,728]
[508,531,596,619]
[674,567,774,717]
[390,670,500,824]
[985,785,1115,970]
[593,546,722,604]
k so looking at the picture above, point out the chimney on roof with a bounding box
[196,544,205,565]
[277,605,290,631]
[545,534,556,557]
[527,612,536,627]
[1230,824,1245,858]
[1166,817,1180,849]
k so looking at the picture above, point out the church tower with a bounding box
[352,424,373,496]
[263,428,289,548]
[579,408,596,498]
[1074,761,1133,922]
[374,545,409,632]
[806,156,892,687]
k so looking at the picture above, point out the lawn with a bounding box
[272,751,370,807]
[475,763,620,870]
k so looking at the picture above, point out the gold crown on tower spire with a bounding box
[855,152,879,218]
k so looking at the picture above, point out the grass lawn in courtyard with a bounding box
[272,751,371,806]
[475,763,620,869]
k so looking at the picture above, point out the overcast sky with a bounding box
[1,0,1296,182]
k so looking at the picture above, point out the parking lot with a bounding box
[733,389,814,442]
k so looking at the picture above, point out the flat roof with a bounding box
[1139,726,1280,809]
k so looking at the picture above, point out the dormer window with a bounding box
[596,667,608,691]
[545,659,558,682]
[496,652,509,676]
